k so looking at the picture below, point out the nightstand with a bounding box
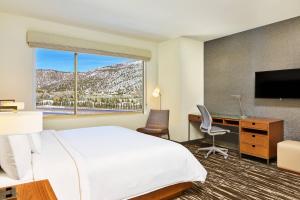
[0,180,57,200]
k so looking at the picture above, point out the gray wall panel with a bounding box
[204,16,300,140]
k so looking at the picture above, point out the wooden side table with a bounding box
[0,180,57,200]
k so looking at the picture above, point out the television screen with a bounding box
[255,68,300,99]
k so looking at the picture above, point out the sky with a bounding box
[36,48,133,72]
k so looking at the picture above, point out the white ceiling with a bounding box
[0,0,299,42]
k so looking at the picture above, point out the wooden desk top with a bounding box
[188,113,241,127]
[189,113,242,120]
[189,114,282,123]
[2,180,57,200]
[188,113,283,128]
[241,117,283,123]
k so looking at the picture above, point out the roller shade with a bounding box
[27,31,151,60]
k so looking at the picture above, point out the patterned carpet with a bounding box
[177,142,300,200]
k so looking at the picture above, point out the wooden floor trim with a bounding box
[131,182,193,200]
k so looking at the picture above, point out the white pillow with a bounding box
[0,135,32,180]
[28,133,42,154]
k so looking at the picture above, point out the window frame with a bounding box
[35,48,146,116]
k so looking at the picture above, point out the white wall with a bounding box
[0,13,205,141]
[0,12,158,130]
[158,37,204,142]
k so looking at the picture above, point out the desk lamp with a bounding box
[231,95,247,119]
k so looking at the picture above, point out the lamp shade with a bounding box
[0,111,42,135]
[152,87,161,98]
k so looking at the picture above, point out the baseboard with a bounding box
[278,167,300,175]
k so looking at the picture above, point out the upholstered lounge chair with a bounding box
[136,109,170,139]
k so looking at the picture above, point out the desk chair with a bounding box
[136,109,170,139]
[196,105,230,159]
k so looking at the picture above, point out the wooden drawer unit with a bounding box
[240,143,269,158]
[240,132,268,147]
[239,118,284,164]
[240,121,268,130]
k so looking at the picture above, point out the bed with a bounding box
[0,126,207,200]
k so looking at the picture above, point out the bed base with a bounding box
[131,182,193,200]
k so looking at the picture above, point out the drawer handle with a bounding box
[252,135,255,138]
[252,122,255,125]
[252,145,255,148]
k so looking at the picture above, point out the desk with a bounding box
[188,114,284,164]
[188,113,241,141]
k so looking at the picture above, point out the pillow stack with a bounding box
[0,132,42,180]
[0,135,32,179]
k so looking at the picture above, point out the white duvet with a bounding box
[2,126,207,200]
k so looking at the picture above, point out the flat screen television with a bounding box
[255,68,300,99]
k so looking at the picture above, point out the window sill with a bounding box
[43,111,144,120]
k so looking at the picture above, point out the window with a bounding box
[36,48,144,115]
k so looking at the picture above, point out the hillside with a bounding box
[36,61,144,98]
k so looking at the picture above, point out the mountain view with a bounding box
[36,60,144,114]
